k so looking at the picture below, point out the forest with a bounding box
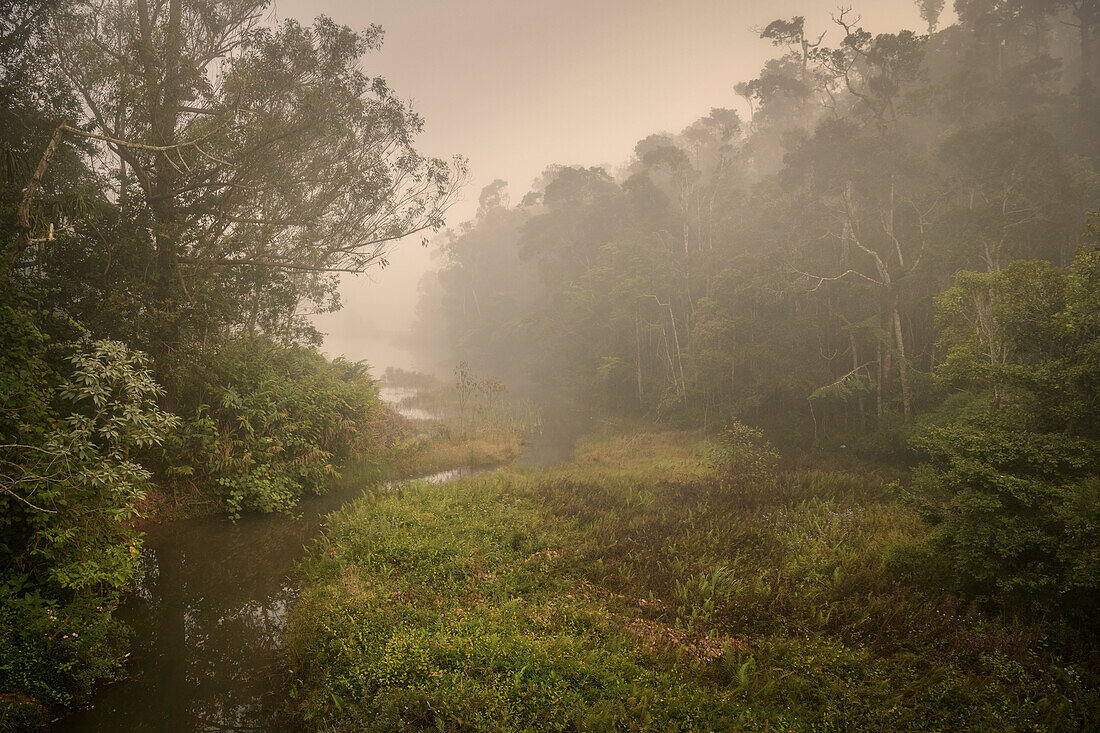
[2,0,1099,730]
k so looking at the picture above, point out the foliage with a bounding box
[416,5,1098,445]
[911,420,1100,620]
[911,237,1100,624]
[1,0,463,721]
[0,596,128,727]
[700,420,780,490]
[0,339,174,725]
[164,338,383,517]
[11,2,464,384]
[2,340,176,596]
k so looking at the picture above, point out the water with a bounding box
[58,387,579,731]
[58,467,470,732]
[377,385,437,421]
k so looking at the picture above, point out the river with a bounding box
[56,394,466,732]
[57,389,582,731]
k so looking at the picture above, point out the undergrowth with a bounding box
[288,428,1097,731]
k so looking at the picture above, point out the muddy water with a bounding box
[57,466,469,732]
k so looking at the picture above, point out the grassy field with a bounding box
[288,427,1097,731]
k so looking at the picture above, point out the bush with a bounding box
[2,340,176,597]
[911,419,1100,622]
[700,420,780,490]
[164,338,385,516]
[1,339,175,725]
[0,596,128,727]
[912,239,1100,625]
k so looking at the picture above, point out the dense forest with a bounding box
[413,0,1100,627]
[2,0,1099,729]
[420,2,1098,440]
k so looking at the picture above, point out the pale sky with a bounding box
[273,0,928,372]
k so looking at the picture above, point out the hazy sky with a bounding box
[273,0,928,372]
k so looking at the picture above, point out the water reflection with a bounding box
[59,467,468,732]
[378,385,438,421]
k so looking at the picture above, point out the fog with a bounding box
[289,0,929,373]
[7,0,1099,727]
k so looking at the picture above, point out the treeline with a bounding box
[416,3,1099,627]
[1,0,455,723]
[420,1,1097,438]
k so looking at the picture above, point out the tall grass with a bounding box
[288,428,1097,731]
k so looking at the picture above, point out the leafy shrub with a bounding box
[700,420,780,490]
[0,596,129,726]
[2,340,177,596]
[912,238,1100,625]
[911,419,1100,622]
[1,340,175,723]
[165,338,385,516]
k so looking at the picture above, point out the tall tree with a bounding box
[15,1,464,391]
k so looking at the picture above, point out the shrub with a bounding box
[164,338,385,516]
[1,340,175,723]
[911,419,1100,623]
[912,239,1100,625]
[700,420,780,490]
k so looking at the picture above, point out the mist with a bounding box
[4,0,1099,730]
[303,0,928,373]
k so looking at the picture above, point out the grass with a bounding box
[288,427,1097,732]
[386,431,526,476]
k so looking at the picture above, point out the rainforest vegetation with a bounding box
[2,0,1100,730]
[320,0,1100,728]
[0,0,462,724]
[412,0,1100,639]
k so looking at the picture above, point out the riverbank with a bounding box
[0,407,525,730]
[40,428,525,732]
[288,426,1096,731]
[136,424,524,525]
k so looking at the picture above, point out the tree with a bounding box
[15,2,465,390]
[1,341,177,596]
[759,16,825,83]
[912,227,1100,621]
[917,0,947,32]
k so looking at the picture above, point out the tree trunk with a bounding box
[668,305,686,399]
[11,123,67,267]
[850,330,866,430]
[892,305,912,419]
[876,340,884,418]
[142,0,185,407]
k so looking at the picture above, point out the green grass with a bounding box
[288,429,1097,732]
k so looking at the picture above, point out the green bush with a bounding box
[700,420,780,490]
[911,419,1100,621]
[1,339,175,725]
[912,237,1100,625]
[2,340,176,597]
[165,338,385,516]
[0,596,129,727]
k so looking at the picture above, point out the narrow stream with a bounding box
[58,390,583,731]
[58,396,463,732]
